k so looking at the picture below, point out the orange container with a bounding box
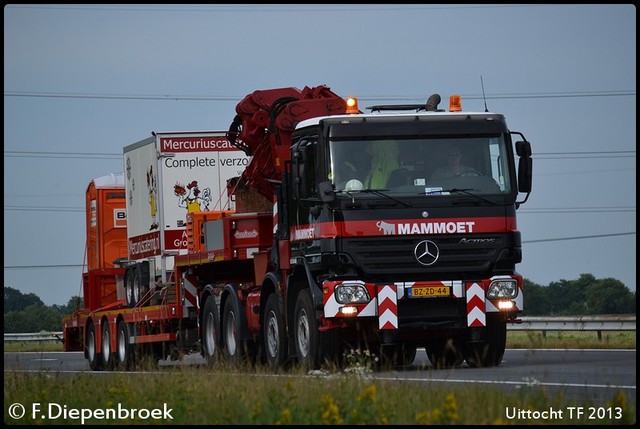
[84,173,128,309]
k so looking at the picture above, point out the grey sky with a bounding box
[4,4,636,306]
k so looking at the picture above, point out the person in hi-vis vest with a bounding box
[364,140,399,188]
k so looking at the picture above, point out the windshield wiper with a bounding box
[427,188,496,205]
[356,188,412,207]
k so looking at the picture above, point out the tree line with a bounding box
[3,273,637,333]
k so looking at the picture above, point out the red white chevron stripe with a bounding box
[378,284,398,330]
[181,274,199,309]
[466,282,486,327]
[272,196,278,234]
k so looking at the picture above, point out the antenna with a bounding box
[480,75,489,112]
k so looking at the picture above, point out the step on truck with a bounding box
[63,86,533,371]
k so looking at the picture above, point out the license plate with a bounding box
[407,286,450,298]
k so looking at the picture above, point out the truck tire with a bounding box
[125,268,136,307]
[463,315,507,368]
[101,321,115,370]
[263,293,287,369]
[293,289,322,370]
[222,296,246,366]
[87,322,102,371]
[425,338,464,369]
[201,296,220,365]
[132,269,146,307]
[116,320,133,370]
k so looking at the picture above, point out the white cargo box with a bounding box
[123,131,250,279]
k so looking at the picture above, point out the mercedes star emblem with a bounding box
[414,240,439,266]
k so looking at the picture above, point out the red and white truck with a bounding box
[63,86,533,371]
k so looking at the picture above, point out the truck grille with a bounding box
[343,235,505,281]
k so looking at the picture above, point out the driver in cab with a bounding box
[430,144,479,180]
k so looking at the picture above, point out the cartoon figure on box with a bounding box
[147,166,159,230]
[174,180,211,214]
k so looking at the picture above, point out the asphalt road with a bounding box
[4,348,635,405]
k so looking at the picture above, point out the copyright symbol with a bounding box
[8,402,26,419]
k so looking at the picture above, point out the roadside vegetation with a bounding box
[4,361,635,425]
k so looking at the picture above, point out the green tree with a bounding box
[4,286,43,313]
[521,279,550,315]
[54,296,83,316]
[546,278,587,315]
[584,278,636,314]
[4,304,64,333]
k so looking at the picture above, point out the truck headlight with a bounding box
[487,279,518,299]
[335,282,370,304]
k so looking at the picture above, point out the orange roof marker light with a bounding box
[346,97,359,114]
[449,94,462,112]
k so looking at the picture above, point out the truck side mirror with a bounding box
[318,181,335,203]
[515,140,532,157]
[518,156,532,193]
[514,140,532,194]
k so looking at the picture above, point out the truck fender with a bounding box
[286,260,323,310]
[260,271,281,307]
[261,272,281,294]
[201,284,217,307]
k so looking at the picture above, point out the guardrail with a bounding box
[4,332,63,342]
[4,315,636,342]
[510,315,636,340]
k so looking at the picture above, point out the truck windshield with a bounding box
[328,136,512,196]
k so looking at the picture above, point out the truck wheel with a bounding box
[293,289,322,370]
[425,338,464,369]
[101,321,115,370]
[222,297,245,365]
[87,322,102,371]
[263,294,287,369]
[116,320,133,370]
[464,315,507,368]
[132,269,147,307]
[126,268,137,307]
[201,296,220,365]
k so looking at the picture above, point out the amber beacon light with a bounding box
[345,97,359,114]
[449,94,462,112]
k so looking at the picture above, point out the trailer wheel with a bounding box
[425,338,464,369]
[125,268,137,307]
[464,315,507,368]
[201,296,220,365]
[116,320,133,370]
[263,294,287,369]
[293,289,322,370]
[101,321,115,370]
[132,269,147,307]
[87,322,102,371]
[222,297,245,365]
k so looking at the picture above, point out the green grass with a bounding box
[4,340,64,352]
[506,330,635,349]
[3,366,635,425]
